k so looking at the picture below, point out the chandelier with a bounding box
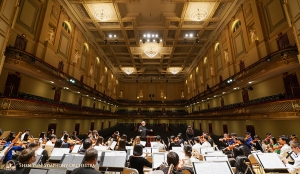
[122,67,135,75]
[93,8,111,21]
[144,48,158,58]
[190,8,208,21]
[169,67,182,75]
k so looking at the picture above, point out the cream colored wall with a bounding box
[4,0,117,100]
[185,0,296,100]
[119,82,184,100]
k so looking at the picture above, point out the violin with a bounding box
[224,143,239,151]
[1,132,22,161]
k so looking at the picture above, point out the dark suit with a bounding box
[138,125,148,137]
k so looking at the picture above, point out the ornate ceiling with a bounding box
[63,0,239,81]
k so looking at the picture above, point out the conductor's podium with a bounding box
[141,136,157,147]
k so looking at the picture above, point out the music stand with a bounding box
[49,148,70,162]
[193,161,234,174]
[203,155,228,161]
[152,153,166,169]
[255,153,289,173]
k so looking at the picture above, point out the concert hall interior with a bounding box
[0,0,300,172]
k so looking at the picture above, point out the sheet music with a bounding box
[193,161,233,174]
[152,148,159,153]
[145,147,152,153]
[204,156,228,161]
[150,142,156,147]
[94,145,108,151]
[47,169,67,174]
[205,151,223,155]
[60,154,73,165]
[152,153,165,168]
[71,145,81,153]
[110,141,117,150]
[256,153,286,169]
[101,151,126,167]
[67,154,84,170]
[29,169,48,174]
[200,147,214,154]
[49,148,70,161]
[140,141,146,146]
[172,147,183,152]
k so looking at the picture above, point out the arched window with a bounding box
[83,43,89,52]
[62,21,71,34]
[232,20,241,33]
[215,43,220,52]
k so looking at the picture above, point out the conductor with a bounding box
[138,121,153,137]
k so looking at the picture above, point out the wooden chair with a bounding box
[44,145,54,158]
[248,154,264,174]
[123,167,139,174]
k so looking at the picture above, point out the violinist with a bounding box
[192,137,201,152]
[219,133,231,147]
[152,135,165,151]
[121,134,132,146]
[95,136,105,146]
[290,134,298,143]
[278,135,292,161]
[78,139,92,154]
[87,130,93,140]
[20,129,30,141]
[46,135,56,145]
[201,135,211,147]
[70,131,80,141]
[62,134,74,148]
[177,133,184,145]
[92,130,99,140]
[61,130,67,141]
[265,132,273,144]
[229,133,237,145]
[244,132,253,150]
[266,137,281,153]
[2,132,26,164]
[168,135,180,150]
[250,135,263,151]
[47,129,55,139]
[230,137,251,167]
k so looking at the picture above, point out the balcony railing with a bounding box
[188,46,299,104]
[4,47,116,104]
[1,96,300,119]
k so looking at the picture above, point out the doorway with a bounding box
[75,123,80,134]
[3,73,21,97]
[246,125,255,138]
[47,123,57,135]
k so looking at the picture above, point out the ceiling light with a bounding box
[144,48,158,58]
[64,87,69,90]
[169,67,182,75]
[222,92,226,94]
[190,34,193,37]
[190,8,208,21]
[77,92,80,93]
[109,34,112,38]
[93,8,111,21]
[50,81,54,83]
[86,95,89,96]
[248,81,252,84]
[122,67,135,75]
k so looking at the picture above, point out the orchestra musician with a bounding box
[46,135,56,145]
[92,130,99,140]
[94,136,105,146]
[266,137,281,153]
[282,141,300,174]
[71,149,101,174]
[192,137,201,152]
[219,133,231,147]
[265,132,273,144]
[250,135,263,151]
[138,121,152,139]
[61,131,67,141]
[70,131,80,141]
[152,135,165,151]
[121,134,132,146]
[168,135,180,150]
[229,137,251,166]
[62,134,74,148]
[201,135,211,147]
[78,139,92,154]
[244,132,253,150]
[177,133,184,145]
[20,129,30,141]
[2,132,26,164]
[278,135,292,161]
[186,126,194,145]
[290,134,298,143]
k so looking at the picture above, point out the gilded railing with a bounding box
[1,97,300,119]
[4,47,116,104]
[188,46,299,104]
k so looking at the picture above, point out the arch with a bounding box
[83,43,89,52]
[232,19,241,33]
[215,42,220,52]
[62,21,71,34]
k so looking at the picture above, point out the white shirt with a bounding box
[20,133,26,141]
[286,152,300,174]
[153,142,165,150]
[46,140,53,145]
[279,144,292,160]
[192,143,201,152]
[202,141,211,147]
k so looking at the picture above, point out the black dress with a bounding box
[129,156,152,174]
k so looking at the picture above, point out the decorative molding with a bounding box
[233,31,246,58]
[17,0,40,34]
[264,0,286,32]
[58,32,70,59]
